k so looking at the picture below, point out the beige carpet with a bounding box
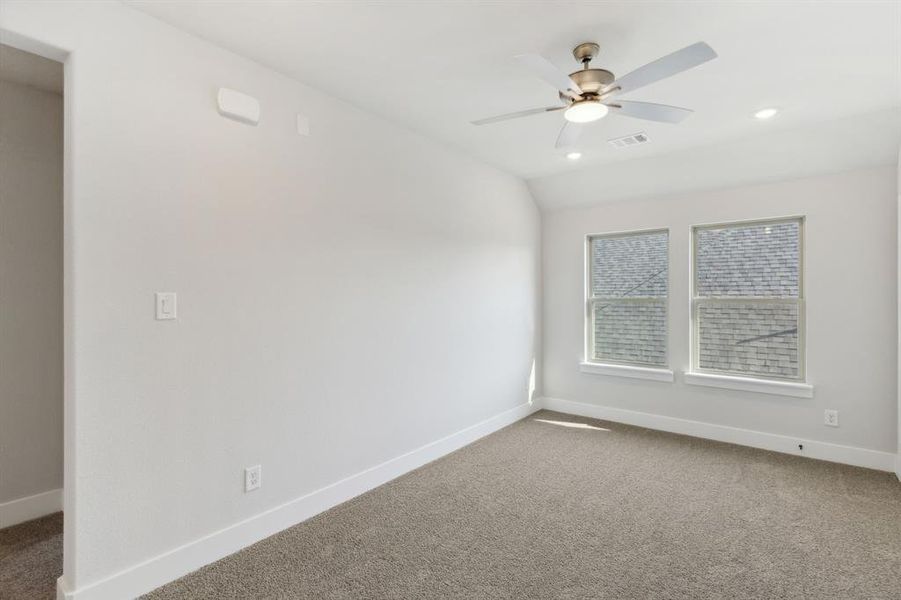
[0,511,62,600]
[143,410,901,599]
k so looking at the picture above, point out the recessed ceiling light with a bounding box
[754,107,779,120]
[566,152,582,160]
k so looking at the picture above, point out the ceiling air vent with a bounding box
[608,132,650,149]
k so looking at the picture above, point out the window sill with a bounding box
[683,372,813,398]
[580,362,674,382]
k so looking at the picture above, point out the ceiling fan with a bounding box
[472,41,717,149]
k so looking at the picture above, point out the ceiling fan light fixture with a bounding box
[564,100,609,123]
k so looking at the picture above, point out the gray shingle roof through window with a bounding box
[694,220,801,378]
[588,220,802,376]
[591,232,668,299]
[590,232,668,366]
[696,222,799,298]
[698,303,799,378]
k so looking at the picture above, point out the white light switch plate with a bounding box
[155,292,177,320]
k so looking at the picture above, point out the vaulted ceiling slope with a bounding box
[126,1,900,185]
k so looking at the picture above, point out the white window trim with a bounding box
[581,361,674,382]
[584,228,670,370]
[683,371,813,398]
[688,216,806,384]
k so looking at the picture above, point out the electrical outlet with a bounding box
[244,465,261,492]
[824,409,839,427]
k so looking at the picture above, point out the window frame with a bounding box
[690,216,806,382]
[584,227,670,369]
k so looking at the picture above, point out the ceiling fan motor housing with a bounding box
[558,42,615,102]
[560,68,615,102]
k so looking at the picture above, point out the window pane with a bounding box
[696,221,799,298]
[591,232,667,298]
[593,301,666,366]
[697,302,799,378]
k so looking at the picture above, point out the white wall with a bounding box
[541,166,897,454]
[0,1,540,594]
[0,78,63,507]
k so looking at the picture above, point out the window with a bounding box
[586,230,668,367]
[691,218,804,380]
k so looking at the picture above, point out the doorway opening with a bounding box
[0,42,65,599]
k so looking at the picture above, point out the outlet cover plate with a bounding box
[245,465,261,492]
[824,409,839,427]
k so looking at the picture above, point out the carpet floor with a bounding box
[144,410,901,599]
[0,511,62,600]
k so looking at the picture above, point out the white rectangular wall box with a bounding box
[217,88,260,126]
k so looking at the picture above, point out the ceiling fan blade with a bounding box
[607,101,694,123]
[555,121,584,149]
[515,53,583,99]
[603,42,717,97]
[471,105,564,126]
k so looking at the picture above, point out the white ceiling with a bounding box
[0,43,62,94]
[126,1,900,180]
[529,107,901,210]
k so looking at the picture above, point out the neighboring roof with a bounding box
[696,221,799,298]
[697,303,799,378]
[591,232,668,299]
[590,224,800,377]
[590,232,668,366]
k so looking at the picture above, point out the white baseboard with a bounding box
[540,397,897,473]
[59,401,538,600]
[895,455,901,482]
[0,488,62,528]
